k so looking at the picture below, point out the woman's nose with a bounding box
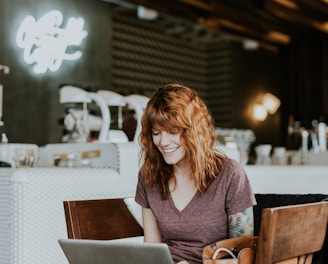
[159,131,170,145]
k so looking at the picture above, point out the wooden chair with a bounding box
[256,201,328,264]
[63,198,144,240]
[63,199,327,263]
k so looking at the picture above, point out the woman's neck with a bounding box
[173,162,191,181]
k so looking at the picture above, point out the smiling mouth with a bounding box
[162,146,180,153]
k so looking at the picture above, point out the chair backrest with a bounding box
[256,201,328,264]
[63,198,144,240]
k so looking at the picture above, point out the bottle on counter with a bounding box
[0,133,11,167]
[255,144,272,165]
[318,122,327,152]
[272,147,287,165]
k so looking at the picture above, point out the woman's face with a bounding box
[152,129,187,165]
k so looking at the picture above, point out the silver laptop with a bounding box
[58,238,174,264]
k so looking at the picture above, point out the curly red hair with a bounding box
[139,84,224,199]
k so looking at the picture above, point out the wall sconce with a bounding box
[253,93,281,121]
[262,93,281,114]
[253,103,268,121]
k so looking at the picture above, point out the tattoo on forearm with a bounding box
[228,207,254,238]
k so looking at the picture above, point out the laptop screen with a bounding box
[58,238,174,264]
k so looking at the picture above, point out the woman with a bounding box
[135,84,256,264]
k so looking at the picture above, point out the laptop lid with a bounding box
[58,239,174,264]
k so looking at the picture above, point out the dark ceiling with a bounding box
[106,0,328,52]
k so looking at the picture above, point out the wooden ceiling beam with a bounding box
[119,0,328,47]
[121,0,291,47]
[201,17,290,46]
[292,0,328,21]
[178,0,317,44]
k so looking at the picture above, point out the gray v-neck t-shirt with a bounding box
[135,158,256,264]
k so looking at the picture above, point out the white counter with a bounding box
[245,165,328,194]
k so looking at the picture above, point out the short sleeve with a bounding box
[224,159,257,215]
[135,171,150,208]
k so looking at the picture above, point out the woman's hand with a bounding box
[176,261,190,264]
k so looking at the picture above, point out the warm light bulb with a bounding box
[253,104,268,121]
[262,93,281,114]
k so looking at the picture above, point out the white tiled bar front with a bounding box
[0,146,327,264]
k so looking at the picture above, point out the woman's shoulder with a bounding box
[217,157,246,179]
[219,155,242,168]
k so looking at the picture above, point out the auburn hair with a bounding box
[139,84,224,199]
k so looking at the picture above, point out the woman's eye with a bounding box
[152,131,160,136]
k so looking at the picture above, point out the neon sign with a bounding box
[16,10,88,74]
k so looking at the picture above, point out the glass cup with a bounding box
[15,148,35,168]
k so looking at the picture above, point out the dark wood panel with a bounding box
[111,9,233,127]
